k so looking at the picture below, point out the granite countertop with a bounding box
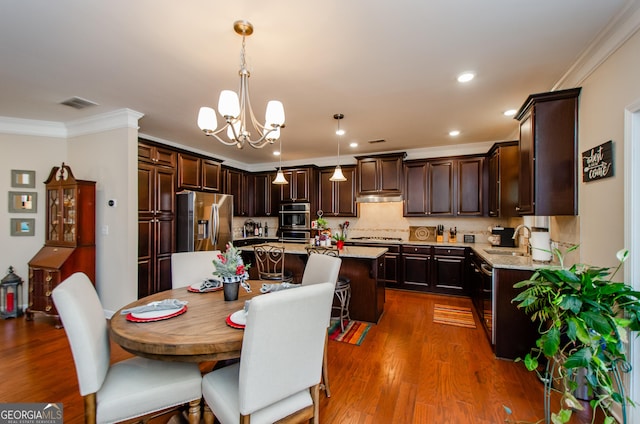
[345,238,550,271]
[238,242,388,259]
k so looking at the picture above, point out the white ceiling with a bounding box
[0,0,632,167]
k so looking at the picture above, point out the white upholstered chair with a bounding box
[301,253,342,397]
[171,250,220,288]
[202,282,334,424]
[52,272,203,424]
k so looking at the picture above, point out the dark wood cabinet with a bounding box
[404,156,484,217]
[138,142,176,168]
[432,246,466,294]
[251,172,279,217]
[318,166,357,217]
[457,157,484,216]
[515,87,580,216]
[27,164,96,326]
[177,153,221,192]
[224,167,250,217]
[402,245,431,291]
[277,167,317,205]
[488,141,519,217]
[356,153,405,197]
[138,159,175,298]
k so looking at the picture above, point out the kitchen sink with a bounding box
[483,249,528,257]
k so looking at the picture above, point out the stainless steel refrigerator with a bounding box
[176,191,234,252]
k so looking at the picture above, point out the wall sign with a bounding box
[582,140,614,182]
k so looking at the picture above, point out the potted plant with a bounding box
[316,217,328,230]
[511,246,640,424]
[332,232,346,250]
[213,243,251,300]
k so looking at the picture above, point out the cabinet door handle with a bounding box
[45,290,52,297]
[45,275,52,282]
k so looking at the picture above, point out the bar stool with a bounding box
[253,244,294,283]
[305,246,351,331]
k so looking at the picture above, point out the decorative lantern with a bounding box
[1,266,24,319]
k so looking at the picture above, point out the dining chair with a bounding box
[301,253,342,398]
[304,247,352,331]
[201,282,334,424]
[52,272,203,424]
[253,244,294,283]
[171,250,221,288]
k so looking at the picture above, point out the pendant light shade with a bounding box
[272,138,288,185]
[330,165,346,182]
[329,113,347,182]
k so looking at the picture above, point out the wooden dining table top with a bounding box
[109,280,263,362]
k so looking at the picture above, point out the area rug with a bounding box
[433,304,476,329]
[328,319,371,345]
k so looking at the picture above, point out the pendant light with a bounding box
[272,138,288,184]
[329,113,347,182]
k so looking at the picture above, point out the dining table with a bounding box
[109,280,264,362]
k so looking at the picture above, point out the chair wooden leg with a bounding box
[187,399,200,424]
[321,333,331,397]
[311,384,320,424]
[240,413,251,424]
[203,404,214,424]
[84,393,97,424]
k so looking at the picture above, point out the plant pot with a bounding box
[336,240,345,250]
[223,281,240,301]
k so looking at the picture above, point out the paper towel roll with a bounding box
[530,231,552,262]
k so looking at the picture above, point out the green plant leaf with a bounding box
[580,311,613,336]
[559,295,582,314]
[524,353,538,371]
[542,327,560,357]
[565,349,591,369]
[551,409,572,424]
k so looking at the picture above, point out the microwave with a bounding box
[279,202,310,229]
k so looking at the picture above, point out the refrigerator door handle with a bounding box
[211,203,219,247]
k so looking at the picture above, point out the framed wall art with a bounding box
[10,218,35,236]
[8,191,37,213]
[10,170,35,188]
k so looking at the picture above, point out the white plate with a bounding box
[131,307,185,320]
[229,309,247,326]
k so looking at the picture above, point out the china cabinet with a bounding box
[27,164,96,326]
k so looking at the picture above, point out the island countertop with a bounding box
[238,242,388,259]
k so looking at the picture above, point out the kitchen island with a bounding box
[238,242,388,323]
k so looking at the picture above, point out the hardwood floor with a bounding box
[1,289,600,423]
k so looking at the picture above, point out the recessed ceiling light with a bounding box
[503,109,517,117]
[449,130,460,136]
[350,142,358,148]
[273,151,280,156]
[457,72,475,83]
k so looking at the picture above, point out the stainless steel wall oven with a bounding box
[278,202,311,242]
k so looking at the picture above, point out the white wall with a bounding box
[67,126,139,312]
[0,133,67,306]
[568,29,640,267]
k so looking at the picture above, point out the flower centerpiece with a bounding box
[213,243,250,284]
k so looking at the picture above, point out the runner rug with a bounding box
[433,304,476,329]
[328,319,371,345]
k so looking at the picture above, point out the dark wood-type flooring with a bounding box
[1,289,601,423]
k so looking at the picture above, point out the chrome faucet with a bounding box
[512,224,532,255]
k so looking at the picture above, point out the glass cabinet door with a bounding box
[47,188,61,243]
[62,187,77,242]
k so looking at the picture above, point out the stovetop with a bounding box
[350,236,403,241]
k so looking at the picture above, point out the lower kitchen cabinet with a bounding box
[493,267,538,360]
[432,246,467,294]
[402,245,431,291]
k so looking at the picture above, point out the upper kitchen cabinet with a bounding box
[515,88,581,216]
[138,142,177,168]
[404,155,485,217]
[177,152,222,192]
[276,166,318,207]
[251,172,279,217]
[488,141,519,218]
[356,153,406,199]
[318,165,357,217]
[223,167,250,216]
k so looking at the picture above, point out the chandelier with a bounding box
[329,113,347,181]
[197,20,285,149]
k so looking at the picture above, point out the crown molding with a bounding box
[554,0,640,89]
[66,108,144,138]
[0,116,67,138]
[0,108,144,139]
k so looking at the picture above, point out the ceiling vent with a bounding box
[368,139,386,144]
[60,96,99,110]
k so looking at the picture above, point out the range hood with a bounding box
[355,194,404,203]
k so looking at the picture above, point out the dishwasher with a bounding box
[470,251,493,345]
